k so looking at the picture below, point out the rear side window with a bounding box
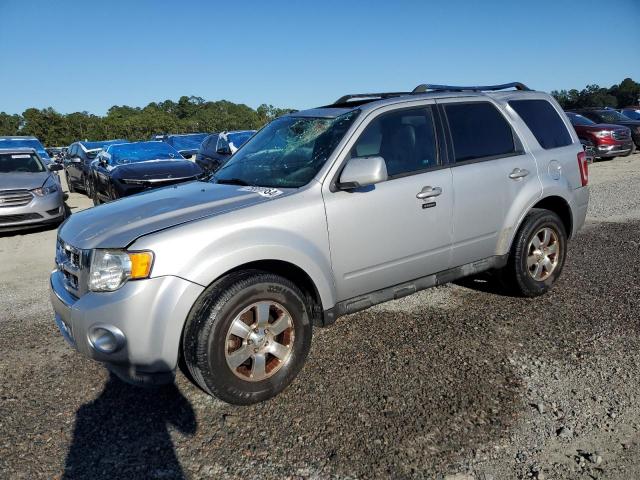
[444,102,516,162]
[509,99,572,149]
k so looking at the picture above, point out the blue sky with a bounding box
[1,0,639,115]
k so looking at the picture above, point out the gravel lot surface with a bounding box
[1,154,639,479]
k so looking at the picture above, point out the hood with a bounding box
[0,171,50,190]
[110,159,201,180]
[59,181,293,249]
[579,123,630,132]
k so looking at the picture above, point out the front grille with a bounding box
[0,189,33,208]
[56,237,90,298]
[612,130,630,141]
[0,213,42,223]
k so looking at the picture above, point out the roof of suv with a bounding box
[288,82,541,119]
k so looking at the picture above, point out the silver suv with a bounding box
[50,83,590,404]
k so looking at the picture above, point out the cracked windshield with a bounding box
[214,110,359,188]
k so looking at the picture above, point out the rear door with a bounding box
[438,99,540,267]
[323,104,454,301]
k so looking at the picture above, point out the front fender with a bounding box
[184,228,337,309]
[131,191,337,310]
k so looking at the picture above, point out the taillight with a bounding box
[577,151,588,186]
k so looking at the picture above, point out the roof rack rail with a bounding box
[411,82,530,93]
[333,92,410,105]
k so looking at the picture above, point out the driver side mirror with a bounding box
[48,163,63,171]
[338,156,388,190]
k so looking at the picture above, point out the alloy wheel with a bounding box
[526,227,560,281]
[224,301,295,382]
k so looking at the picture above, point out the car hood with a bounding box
[579,123,631,131]
[59,181,293,249]
[0,172,50,190]
[110,159,201,180]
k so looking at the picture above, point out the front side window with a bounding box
[350,107,438,177]
[444,102,516,162]
[509,99,572,149]
[214,110,359,188]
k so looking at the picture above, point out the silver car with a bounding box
[50,83,589,404]
[0,148,65,231]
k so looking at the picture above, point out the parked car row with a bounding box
[60,130,255,205]
[0,146,66,231]
[565,107,640,160]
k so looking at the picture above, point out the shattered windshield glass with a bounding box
[214,110,359,188]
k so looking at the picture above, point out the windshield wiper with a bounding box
[215,177,251,186]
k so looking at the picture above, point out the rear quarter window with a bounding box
[509,99,573,149]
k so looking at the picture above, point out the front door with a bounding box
[323,105,453,301]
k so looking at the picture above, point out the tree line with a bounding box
[1,78,638,147]
[0,96,293,147]
[551,77,639,110]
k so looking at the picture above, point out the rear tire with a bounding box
[182,270,312,405]
[498,209,567,297]
[65,173,76,193]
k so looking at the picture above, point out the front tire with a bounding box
[182,271,312,405]
[498,209,567,297]
[91,182,102,206]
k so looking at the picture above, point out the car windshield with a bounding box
[106,142,183,164]
[227,131,255,149]
[0,139,50,161]
[214,111,359,188]
[169,134,208,151]
[595,110,631,123]
[568,113,595,126]
[622,109,640,120]
[0,151,46,173]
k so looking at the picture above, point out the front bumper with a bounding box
[50,269,204,383]
[0,191,65,231]
[594,141,633,158]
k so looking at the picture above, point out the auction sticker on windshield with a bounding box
[239,186,283,198]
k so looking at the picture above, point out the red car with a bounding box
[565,111,634,159]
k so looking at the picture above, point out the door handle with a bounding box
[416,186,442,199]
[509,168,530,180]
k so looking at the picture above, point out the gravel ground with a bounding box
[1,154,639,479]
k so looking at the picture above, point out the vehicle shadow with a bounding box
[453,271,517,297]
[63,370,196,480]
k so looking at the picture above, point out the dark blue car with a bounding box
[64,139,127,196]
[89,141,202,205]
[0,136,52,164]
[195,130,256,174]
[154,133,209,159]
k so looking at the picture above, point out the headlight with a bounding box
[593,130,612,138]
[89,249,154,292]
[32,180,59,196]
